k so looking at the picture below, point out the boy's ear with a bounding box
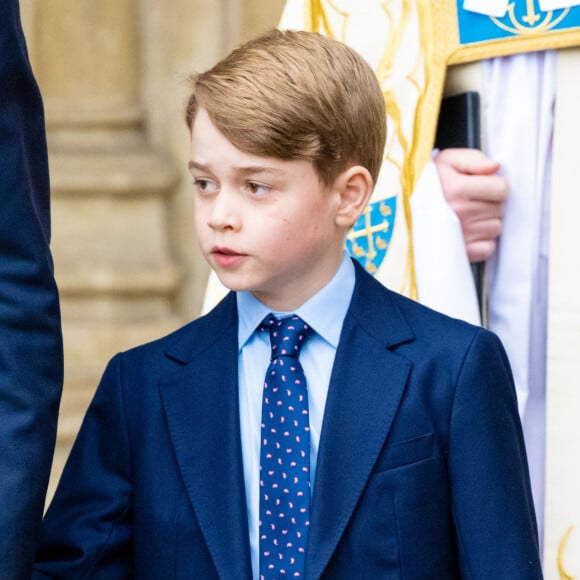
[333,165,374,228]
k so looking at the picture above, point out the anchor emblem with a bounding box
[491,0,570,34]
[456,0,580,45]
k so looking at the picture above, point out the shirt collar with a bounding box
[237,252,355,351]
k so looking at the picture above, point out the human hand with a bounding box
[434,148,508,263]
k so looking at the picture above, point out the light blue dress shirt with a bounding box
[237,252,356,579]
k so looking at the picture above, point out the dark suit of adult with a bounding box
[0,1,63,578]
[34,262,541,578]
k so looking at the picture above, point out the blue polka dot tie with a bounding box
[259,314,313,579]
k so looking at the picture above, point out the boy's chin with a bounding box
[213,271,249,293]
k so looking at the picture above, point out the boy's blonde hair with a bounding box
[185,29,386,186]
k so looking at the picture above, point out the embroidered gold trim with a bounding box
[558,526,576,580]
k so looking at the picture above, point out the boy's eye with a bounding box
[193,178,218,194]
[247,182,271,196]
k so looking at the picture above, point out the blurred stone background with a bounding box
[20,0,286,500]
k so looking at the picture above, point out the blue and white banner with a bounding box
[459,0,580,45]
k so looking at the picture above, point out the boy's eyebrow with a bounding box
[188,160,286,177]
[188,160,209,174]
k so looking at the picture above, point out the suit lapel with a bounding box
[158,294,252,579]
[305,265,414,579]
[156,266,415,579]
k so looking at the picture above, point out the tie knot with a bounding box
[261,314,312,359]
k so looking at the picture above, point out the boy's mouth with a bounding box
[211,246,247,267]
[212,246,244,256]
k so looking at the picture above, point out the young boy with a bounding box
[34,29,541,578]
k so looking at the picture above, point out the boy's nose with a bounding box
[207,191,241,232]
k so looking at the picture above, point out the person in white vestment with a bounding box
[428,52,554,552]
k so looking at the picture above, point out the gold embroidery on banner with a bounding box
[491,4,570,35]
[406,52,424,95]
[448,29,580,63]
[376,0,420,297]
[558,526,576,580]
[346,204,392,274]
[398,0,440,299]
[376,0,412,85]
[310,0,332,36]
[523,0,542,25]
[309,0,348,39]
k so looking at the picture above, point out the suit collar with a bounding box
[163,291,237,365]
[346,259,416,349]
[236,251,356,350]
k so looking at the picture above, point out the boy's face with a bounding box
[190,108,346,311]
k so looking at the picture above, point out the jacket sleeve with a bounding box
[448,328,543,578]
[34,354,134,578]
[0,1,64,577]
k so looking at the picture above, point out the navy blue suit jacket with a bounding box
[0,2,63,577]
[34,262,541,578]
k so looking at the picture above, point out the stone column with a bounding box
[27,0,182,496]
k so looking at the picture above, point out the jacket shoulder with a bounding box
[115,291,238,366]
